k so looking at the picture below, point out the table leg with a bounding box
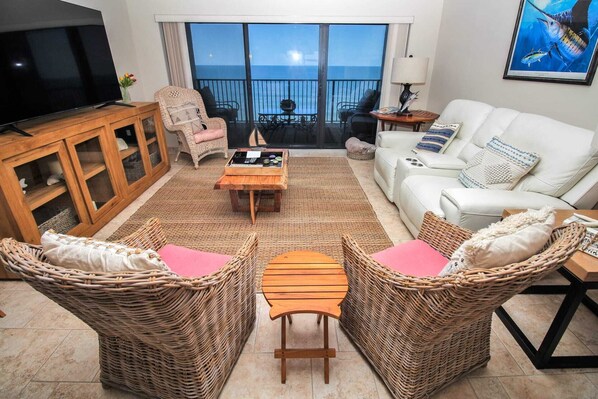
[324,315,330,384]
[274,191,282,212]
[229,191,241,211]
[281,315,287,384]
[317,314,322,325]
[0,309,5,318]
[249,190,256,224]
[288,314,293,324]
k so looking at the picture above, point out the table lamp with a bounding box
[391,55,429,116]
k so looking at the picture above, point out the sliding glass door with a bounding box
[187,23,387,149]
[187,24,248,147]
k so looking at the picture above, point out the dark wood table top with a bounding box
[370,110,439,124]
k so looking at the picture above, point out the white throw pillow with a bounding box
[439,206,556,276]
[41,231,170,273]
[458,136,540,190]
[167,102,205,133]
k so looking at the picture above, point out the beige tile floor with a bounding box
[1,150,598,398]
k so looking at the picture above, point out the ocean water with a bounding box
[196,65,382,80]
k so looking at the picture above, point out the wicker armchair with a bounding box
[340,212,585,399]
[155,86,228,169]
[0,218,258,399]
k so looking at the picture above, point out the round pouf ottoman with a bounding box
[345,137,376,160]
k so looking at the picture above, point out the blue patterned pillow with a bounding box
[414,122,461,153]
[458,136,540,190]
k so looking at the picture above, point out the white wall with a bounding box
[116,0,444,111]
[428,0,598,130]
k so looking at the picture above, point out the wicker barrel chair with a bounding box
[0,219,258,399]
[155,86,228,169]
[340,212,585,399]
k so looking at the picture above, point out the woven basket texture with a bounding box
[108,156,393,289]
[347,150,375,160]
[340,212,586,399]
[1,218,258,399]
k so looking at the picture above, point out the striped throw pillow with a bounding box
[458,136,540,190]
[414,122,461,153]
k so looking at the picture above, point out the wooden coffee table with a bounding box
[262,251,348,384]
[214,149,288,224]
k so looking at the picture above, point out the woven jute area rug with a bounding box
[109,156,392,288]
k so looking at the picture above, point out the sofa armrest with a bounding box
[376,131,423,149]
[440,188,574,231]
[417,153,466,170]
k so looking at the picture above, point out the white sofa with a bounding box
[374,99,598,236]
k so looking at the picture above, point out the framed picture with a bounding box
[504,0,598,85]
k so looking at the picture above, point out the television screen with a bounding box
[0,0,121,127]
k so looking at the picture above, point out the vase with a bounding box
[121,87,131,104]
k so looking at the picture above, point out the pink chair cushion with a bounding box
[371,240,448,277]
[158,244,231,278]
[193,128,225,143]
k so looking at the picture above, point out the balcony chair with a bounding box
[340,212,585,399]
[336,88,380,135]
[199,86,240,125]
[0,218,258,399]
[155,86,228,169]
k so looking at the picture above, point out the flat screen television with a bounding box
[0,0,122,134]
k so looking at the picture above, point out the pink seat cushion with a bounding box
[371,240,448,277]
[193,128,225,143]
[158,244,231,278]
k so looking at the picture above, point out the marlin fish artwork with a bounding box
[526,0,594,64]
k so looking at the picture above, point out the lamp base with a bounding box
[398,83,413,115]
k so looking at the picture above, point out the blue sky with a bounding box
[189,23,386,67]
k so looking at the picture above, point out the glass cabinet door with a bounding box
[5,142,89,243]
[112,117,149,188]
[141,113,164,172]
[66,127,121,222]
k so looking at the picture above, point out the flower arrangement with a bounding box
[118,73,137,88]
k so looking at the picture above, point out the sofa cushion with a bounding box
[414,122,460,154]
[199,86,218,110]
[167,102,205,132]
[158,244,231,278]
[458,107,520,162]
[458,136,540,190]
[438,100,494,159]
[41,231,169,273]
[417,152,466,170]
[371,240,448,277]
[503,113,598,196]
[439,206,556,276]
[194,128,225,143]
[355,89,379,112]
[398,175,464,227]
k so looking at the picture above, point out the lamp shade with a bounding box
[391,56,429,84]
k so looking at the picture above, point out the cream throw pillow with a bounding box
[41,231,169,273]
[458,136,540,190]
[439,206,556,276]
[167,102,205,133]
